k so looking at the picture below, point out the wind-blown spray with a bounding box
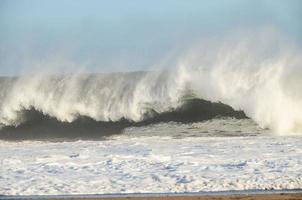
[0,29,301,135]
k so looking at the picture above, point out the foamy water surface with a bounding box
[1,119,301,195]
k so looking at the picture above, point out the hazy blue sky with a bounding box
[0,0,301,75]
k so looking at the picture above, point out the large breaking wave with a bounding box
[0,29,301,139]
[0,73,246,140]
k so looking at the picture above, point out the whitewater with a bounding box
[0,30,301,134]
[1,30,302,195]
[1,119,302,195]
[1,120,302,195]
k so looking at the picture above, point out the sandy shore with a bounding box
[92,193,302,200]
[2,192,302,200]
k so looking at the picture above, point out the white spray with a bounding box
[0,29,301,134]
[179,30,302,134]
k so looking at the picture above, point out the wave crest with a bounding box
[0,29,302,135]
[0,98,246,140]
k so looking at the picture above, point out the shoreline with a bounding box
[2,190,302,200]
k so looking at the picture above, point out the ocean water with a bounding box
[1,118,302,195]
[1,31,302,195]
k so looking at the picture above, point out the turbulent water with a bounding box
[0,30,302,139]
[1,123,301,195]
[1,30,302,195]
[0,72,248,140]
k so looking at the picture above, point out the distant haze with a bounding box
[0,0,301,75]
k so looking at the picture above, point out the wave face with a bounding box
[0,72,204,127]
[0,96,246,140]
[0,29,301,137]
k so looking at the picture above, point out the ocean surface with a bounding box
[0,68,302,195]
[1,118,302,195]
